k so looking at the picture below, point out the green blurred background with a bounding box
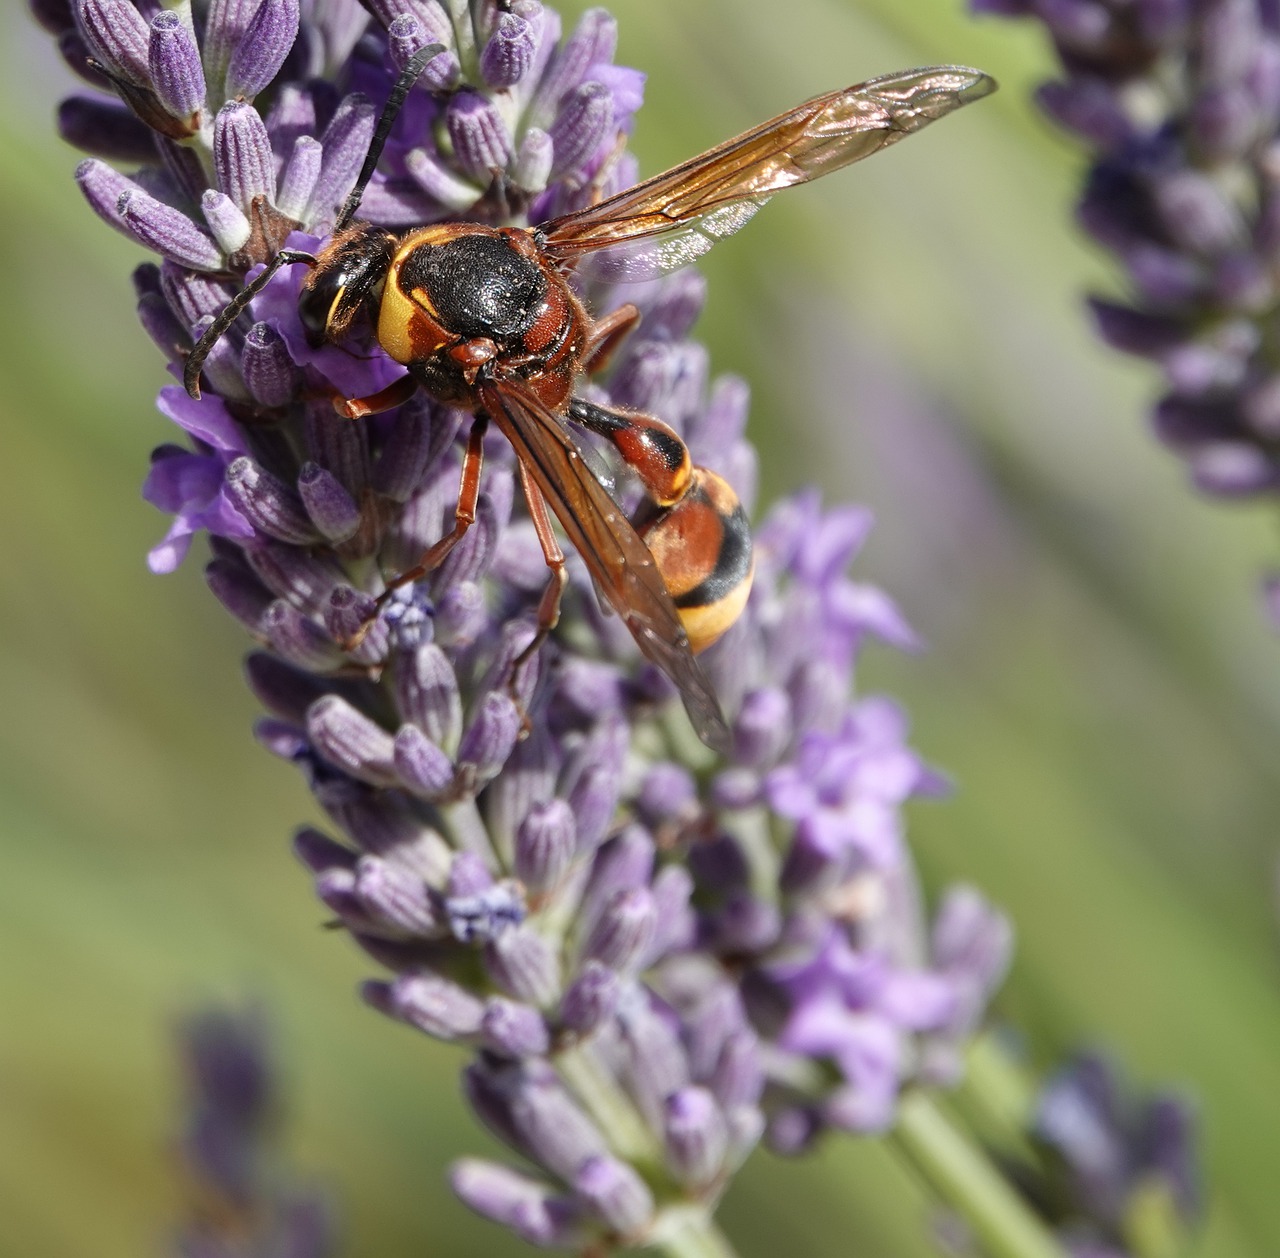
[4,1,1280,1254]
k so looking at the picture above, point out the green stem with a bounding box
[892,1091,1068,1258]
[650,1206,742,1258]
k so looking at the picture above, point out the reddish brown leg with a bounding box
[328,372,419,419]
[510,460,568,684]
[581,303,641,376]
[341,415,488,650]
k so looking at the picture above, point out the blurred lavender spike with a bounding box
[173,1006,336,1257]
[976,0,1280,609]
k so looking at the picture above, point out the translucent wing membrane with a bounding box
[542,65,996,282]
[478,378,731,751]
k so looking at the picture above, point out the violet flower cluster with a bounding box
[1031,1052,1200,1258]
[172,1006,334,1258]
[973,0,1280,505]
[42,0,1011,1249]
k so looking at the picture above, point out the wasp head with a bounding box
[298,224,397,347]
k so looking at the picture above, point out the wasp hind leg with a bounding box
[507,462,568,718]
[339,414,489,651]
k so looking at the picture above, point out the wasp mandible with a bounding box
[185,45,996,750]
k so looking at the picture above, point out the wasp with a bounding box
[184,45,995,750]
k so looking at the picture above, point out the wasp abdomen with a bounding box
[641,469,753,653]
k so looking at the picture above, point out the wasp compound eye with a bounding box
[298,229,396,346]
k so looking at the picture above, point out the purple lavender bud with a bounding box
[392,724,455,797]
[484,926,560,1005]
[148,11,204,122]
[207,558,273,634]
[394,643,463,750]
[568,760,623,855]
[446,90,514,182]
[448,850,494,897]
[276,135,322,222]
[504,1066,611,1182]
[482,998,552,1057]
[529,7,616,126]
[1199,0,1259,85]
[309,94,376,227]
[1035,78,1129,149]
[372,399,452,503]
[322,587,388,667]
[363,972,485,1040]
[1190,440,1278,493]
[263,601,344,671]
[201,190,252,255]
[513,799,577,891]
[617,988,690,1123]
[583,887,656,972]
[244,651,331,721]
[512,127,553,194]
[709,1031,764,1110]
[549,81,614,181]
[76,0,150,84]
[387,14,460,89]
[136,291,190,360]
[306,695,398,785]
[664,1088,729,1188]
[451,1160,582,1248]
[115,189,224,269]
[304,407,371,502]
[214,101,277,212]
[1191,83,1258,157]
[355,854,442,937]
[31,0,74,35]
[646,865,695,961]
[294,826,356,876]
[226,0,300,101]
[241,322,301,409]
[405,145,482,211]
[481,12,536,88]
[58,95,155,162]
[159,261,234,329]
[364,0,453,46]
[225,457,320,545]
[710,892,782,954]
[733,686,792,768]
[558,960,619,1037]
[573,1156,653,1236]
[296,464,360,542]
[635,762,696,828]
[455,691,521,781]
[580,827,654,932]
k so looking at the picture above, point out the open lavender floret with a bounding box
[43,0,1011,1245]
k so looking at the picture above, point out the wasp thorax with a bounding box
[298,225,395,346]
[397,232,548,342]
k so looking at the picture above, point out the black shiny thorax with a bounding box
[395,231,549,342]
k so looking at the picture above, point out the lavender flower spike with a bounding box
[171,1006,335,1257]
[41,0,1025,1252]
[976,0,1280,599]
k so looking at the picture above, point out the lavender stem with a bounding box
[892,1091,1067,1258]
[651,1208,742,1258]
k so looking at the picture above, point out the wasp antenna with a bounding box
[333,42,448,233]
[183,248,317,399]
